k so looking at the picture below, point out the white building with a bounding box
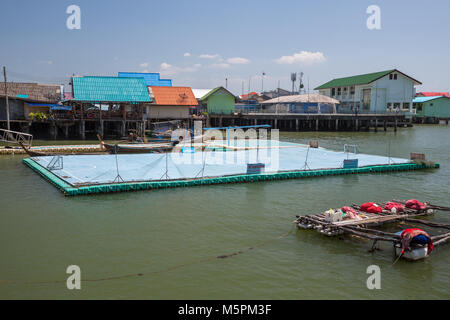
[315,69,422,113]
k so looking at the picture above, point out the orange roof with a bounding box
[150,86,198,106]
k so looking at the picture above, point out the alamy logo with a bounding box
[66,265,81,290]
[66,5,81,30]
[366,5,381,30]
[366,265,381,290]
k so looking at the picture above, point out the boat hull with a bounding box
[395,245,429,261]
[103,143,173,154]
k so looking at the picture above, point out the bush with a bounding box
[28,112,49,121]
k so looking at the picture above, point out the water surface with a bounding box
[0,125,449,299]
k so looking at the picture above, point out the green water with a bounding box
[0,125,449,299]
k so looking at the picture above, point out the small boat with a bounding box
[97,134,179,154]
[18,142,63,157]
[101,142,177,154]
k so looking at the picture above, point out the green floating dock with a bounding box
[23,158,439,196]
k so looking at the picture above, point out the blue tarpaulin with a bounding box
[27,102,72,111]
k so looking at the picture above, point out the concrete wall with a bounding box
[149,105,189,119]
[372,73,416,111]
[0,98,25,120]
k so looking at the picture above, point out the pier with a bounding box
[208,113,411,132]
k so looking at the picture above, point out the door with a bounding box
[362,89,371,112]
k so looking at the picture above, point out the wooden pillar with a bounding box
[121,120,126,137]
[64,124,69,139]
[79,120,85,140]
[394,117,398,132]
[335,119,339,131]
[51,121,57,140]
[384,120,387,131]
[315,119,319,131]
[295,119,299,131]
[99,120,104,137]
[374,118,378,132]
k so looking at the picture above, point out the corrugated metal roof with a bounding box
[413,96,448,103]
[72,76,151,103]
[315,69,422,90]
[149,86,198,106]
[417,92,450,97]
[315,70,396,90]
[198,87,235,101]
[261,93,340,104]
[118,72,172,87]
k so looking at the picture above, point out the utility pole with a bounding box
[3,66,10,130]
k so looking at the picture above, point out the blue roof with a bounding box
[413,96,447,103]
[72,76,151,103]
[118,72,172,87]
[413,96,450,103]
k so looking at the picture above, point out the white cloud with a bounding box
[227,57,250,64]
[199,54,220,59]
[210,63,230,69]
[159,62,201,76]
[160,62,172,70]
[184,52,191,57]
[275,51,326,65]
[140,62,149,68]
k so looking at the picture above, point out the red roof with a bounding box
[417,92,450,97]
[240,92,259,99]
[149,86,198,106]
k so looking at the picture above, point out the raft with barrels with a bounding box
[295,199,450,261]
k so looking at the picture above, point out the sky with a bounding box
[0,0,449,95]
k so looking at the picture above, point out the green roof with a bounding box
[314,69,396,90]
[199,86,235,101]
[72,76,151,103]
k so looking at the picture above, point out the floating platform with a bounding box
[22,140,439,196]
[295,201,450,260]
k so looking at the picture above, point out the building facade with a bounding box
[193,87,235,115]
[315,69,421,113]
[413,96,450,122]
[148,86,197,119]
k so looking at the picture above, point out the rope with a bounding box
[0,224,296,286]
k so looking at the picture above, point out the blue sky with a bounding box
[0,0,449,94]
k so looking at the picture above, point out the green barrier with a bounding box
[23,158,440,197]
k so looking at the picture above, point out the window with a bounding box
[350,86,355,95]
[389,74,393,80]
[331,88,335,96]
[394,74,398,80]
[337,87,341,96]
[430,103,433,106]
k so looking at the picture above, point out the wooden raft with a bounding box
[295,200,450,248]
